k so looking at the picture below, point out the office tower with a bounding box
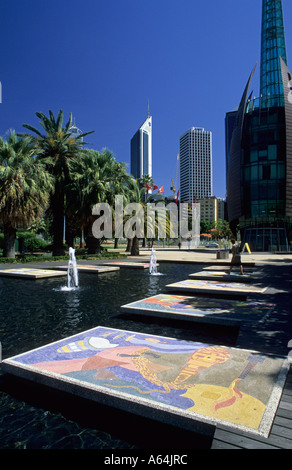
[225,109,237,184]
[180,127,213,203]
[226,0,292,251]
[198,196,226,224]
[130,113,152,180]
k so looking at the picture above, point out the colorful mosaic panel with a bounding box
[3,327,288,437]
[121,294,274,325]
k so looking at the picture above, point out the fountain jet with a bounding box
[67,247,79,288]
[149,248,158,275]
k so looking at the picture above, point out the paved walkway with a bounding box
[129,247,292,265]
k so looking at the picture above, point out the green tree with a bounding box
[200,219,212,234]
[0,132,53,258]
[66,149,131,253]
[125,179,169,256]
[137,174,154,188]
[21,110,94,256]
[212,219,233,240]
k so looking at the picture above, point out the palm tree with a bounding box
[21,110,94,256]
[66,149,131,254]
[137,174,154,189]
[125,179,169,256]
[0,132,53,258]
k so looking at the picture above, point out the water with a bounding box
[63,247,79,291]
[0,262,235,449]
[149,249,163,276]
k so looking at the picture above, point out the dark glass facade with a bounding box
[225,110,237,183]
[143,131,149,176]
[241,104,286,220]
[130,130,140,179]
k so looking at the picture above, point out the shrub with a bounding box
[23,237,48,252]
[17,232,48,252]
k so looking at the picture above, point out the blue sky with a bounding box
[1,0,292,199]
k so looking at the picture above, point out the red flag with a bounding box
[158,186,164,193]
[146,184,158,191]
[175,190,179,205]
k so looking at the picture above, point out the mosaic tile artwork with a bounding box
[121,294,275,325]
[189,271,260,283]
[0,268,67,279]
[3,326,288,437]
[166,279,268,296]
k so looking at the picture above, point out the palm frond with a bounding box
[21,124,44,138]
[64,112,72,132]
[56,109,64,131]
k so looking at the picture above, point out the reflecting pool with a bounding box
[0,262,236,449]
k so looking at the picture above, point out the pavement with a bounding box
[128,247,292,265]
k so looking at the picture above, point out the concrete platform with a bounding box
[2,326,289,438]
[104,261,155,269]
[120,294,275,326]
[165,279,268,298]
[202,265,255,272]
[0,268,67,279]
[54,265,120,274]
[189,271,261,283]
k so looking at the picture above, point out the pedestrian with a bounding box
[229,239,244,275]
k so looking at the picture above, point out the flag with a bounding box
[146,184,158,191]
[158,186,164,193]
[176,190,179,205]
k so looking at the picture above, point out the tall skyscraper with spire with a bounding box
[260,0,287,101]
[226,0,292,251]
[130,106,152,181]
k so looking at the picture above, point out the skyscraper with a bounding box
[180,127,213,202]
[130,112,152,181]
[226,0,292,251]
[225,109,237,184]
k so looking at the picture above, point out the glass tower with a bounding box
[226,0,292,251]
[130,115,152,181]
[260,0,287,103]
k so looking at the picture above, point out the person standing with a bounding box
[229,239,244,275]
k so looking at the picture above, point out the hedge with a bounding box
[0,252,127,264]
